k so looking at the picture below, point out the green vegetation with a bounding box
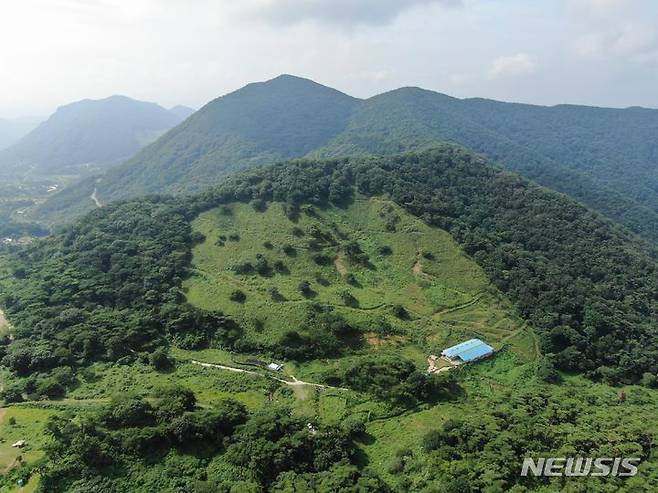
[37,75,658,245]
[0,95,184,178]
[1,147,658,490]
[185,199,521,360]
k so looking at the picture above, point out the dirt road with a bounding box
[191,360,345,390]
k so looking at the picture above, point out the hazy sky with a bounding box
[2,0,658,117]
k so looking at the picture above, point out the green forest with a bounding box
[34,75,658,247]
[1,147,658,491]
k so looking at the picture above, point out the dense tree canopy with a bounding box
[2,146,657,392]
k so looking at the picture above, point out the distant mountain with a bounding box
[0,116,42,150]
[83,75,358,198]
[0,95,185,178]
[169,105,196,120]
[36,76,658,244]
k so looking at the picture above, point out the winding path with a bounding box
[191,360,346,390]
[90,188,102,208]
[0,309,8,331]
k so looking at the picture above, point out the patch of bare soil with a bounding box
[334,255,347,276]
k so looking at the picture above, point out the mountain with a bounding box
[36,76,658,244]
[2,148,658,490]
[85,75,358,198]
[314,88,658,243]
[0,95,185,178]
[169,105,196,120]
[0,116,41,150]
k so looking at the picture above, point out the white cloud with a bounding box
[567,0,628,15]
[246,0,461,28]
[487,53,538,80]
[574,24,658,60]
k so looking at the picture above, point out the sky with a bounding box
[1,0,658,117]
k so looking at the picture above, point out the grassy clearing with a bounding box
[184,198,533,359]
[0,406,56,484]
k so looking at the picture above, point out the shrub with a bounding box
[273,260,289,274]
[149,348,173,371]
[255,255,271,276]
[378,245,393,256]
[230,290,247,303]
[1,384,24,403]
[231,261,254,275]
[338,289,358,307]
[392,304,408,319]
[251,199,267,212]
[422,430,444,452]
[341,416,365,436]
[299,281,315,298]
[282,244,296,257]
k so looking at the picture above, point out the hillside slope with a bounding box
[6,147,657,385]
[185,199,528,357]
[0,95,184,178]
[0,116,41,150]
[92,75,359,198]
[36,76,658,244]
[315,88,658,243]
[3,148,658,490]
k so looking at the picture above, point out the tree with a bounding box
[230,290,247,303]
[298,281,315,298]
[149,347,173,371]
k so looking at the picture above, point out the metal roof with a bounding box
[441,338,494,362]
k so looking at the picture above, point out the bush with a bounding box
[392,304,408,319]
[338,289,358,307]
[422,430,444,452]
[269,287,285,302]
[537,357,562,383]
[251,199,267,212]
[341,416,365,436]
[273,260,288,274]
[282,244,296,257]
[299,281,315,298]
[255,255,271,276]
[149,348,173,371]
[36,378,66,399]
[378,245,393,256]
[1,384,24,403]
[230,290,247,303]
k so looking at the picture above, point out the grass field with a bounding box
[0,405,57,491]
[184,198,533,359]
[0,198,544,488]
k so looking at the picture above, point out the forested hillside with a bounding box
[0,95,184,178]
[5,147,657,389]
[2,147,658,490]
[86,75,358,198]
[315,88,658,244]
[35,76,658,244]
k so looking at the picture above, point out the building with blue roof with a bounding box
[441,338,494,364]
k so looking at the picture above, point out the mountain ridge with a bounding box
[35,75,658,244]
[0,95,187,178]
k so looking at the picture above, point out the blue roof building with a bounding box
[441,338,494,364]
